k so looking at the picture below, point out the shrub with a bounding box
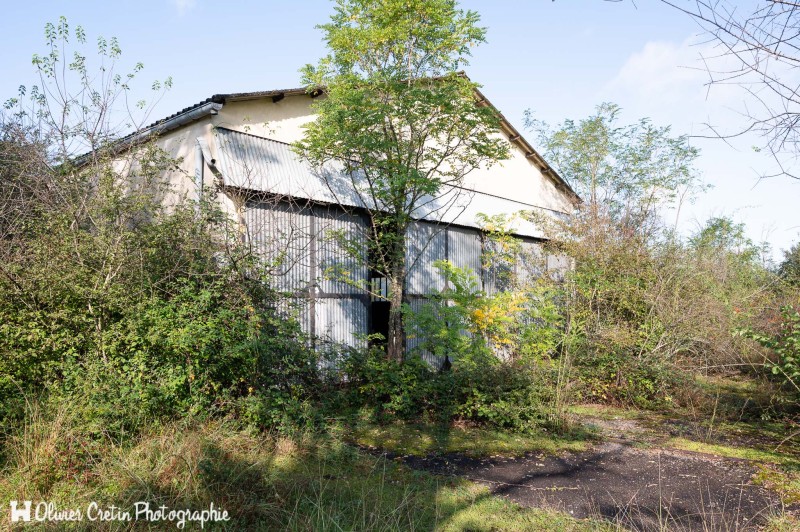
[743,305,800,400]
[338,346,456,422]
[334,343,561,432]
[0,125,321,435]
[404,259,564,366]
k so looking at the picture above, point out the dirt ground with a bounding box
[399,442,786,531]
[364,408,800,531]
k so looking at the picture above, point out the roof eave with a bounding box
[472,86,581,205]
[73,101,222,168]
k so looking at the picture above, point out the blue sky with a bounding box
[2,0,797,259]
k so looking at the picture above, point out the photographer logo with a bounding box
[7,500,229,528]
[9,501,31,523]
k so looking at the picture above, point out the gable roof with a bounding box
[123,81,580,204]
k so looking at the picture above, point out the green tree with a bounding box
[526,102,704,235]
[691,216,762,262]
[296,0,509,361]
[779,242,800,286]
[0,18,319,433]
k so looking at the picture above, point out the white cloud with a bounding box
[173,0,197,16]
[606,39,708,102]
[603,37,800,258]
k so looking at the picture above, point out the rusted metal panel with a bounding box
[406,221,447,296]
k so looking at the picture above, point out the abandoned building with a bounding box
[129,83,579,364]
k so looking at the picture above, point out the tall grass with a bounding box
[0,400,607,531]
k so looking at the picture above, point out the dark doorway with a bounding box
[370,300,390,347]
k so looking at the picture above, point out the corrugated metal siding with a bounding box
[447,226,483,276]
[216,127,362,206]
[244,200,312,293]
[517,239,545,287]
[547,253,571,281]
[215,127,556,239]
[314,205,368,295]
[482,237,516,295]
[314,297,368,349]
[245,199,369,348]
[406,222,447,296]
[405,296,444,369]
[226,128,572,358]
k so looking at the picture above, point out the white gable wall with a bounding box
[206,95,575,216]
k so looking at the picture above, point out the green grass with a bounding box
[694,373,762,394]
[0,406,609,531]
[664,436,800,466]
[568,404,645,421]
[347,421,594,458]
[763,513,800,532]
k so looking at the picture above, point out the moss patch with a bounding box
[348,422,594,458]
[753,463,800,505]
[568,404,646,420]
[664,437,800,467]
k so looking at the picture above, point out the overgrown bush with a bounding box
[0,120,319,436]
[335,343,563,432]
[743,304,800,400]
[543,212,776,408]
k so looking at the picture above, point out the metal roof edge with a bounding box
[471,85,580,206]
[223,183,549,243]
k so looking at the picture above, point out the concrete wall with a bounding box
[208,94,576,215]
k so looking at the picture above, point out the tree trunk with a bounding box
[386,275,405,362]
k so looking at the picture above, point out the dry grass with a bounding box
[0,403,608,531]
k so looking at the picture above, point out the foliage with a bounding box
[403,261,481,363]
[296,0,509,360]
[526,102,705,231]
[336,342,564,432]
[406,213,564,366]
[0,20,320,436]
[0,148,320,434]
[742,305,800,397]
[345,349,458,422]
[545,211,779,407]
[4,16,172,158]
[779,242,800,286]
[527,103,780,408]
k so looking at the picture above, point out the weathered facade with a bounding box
[132,83,578,364]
